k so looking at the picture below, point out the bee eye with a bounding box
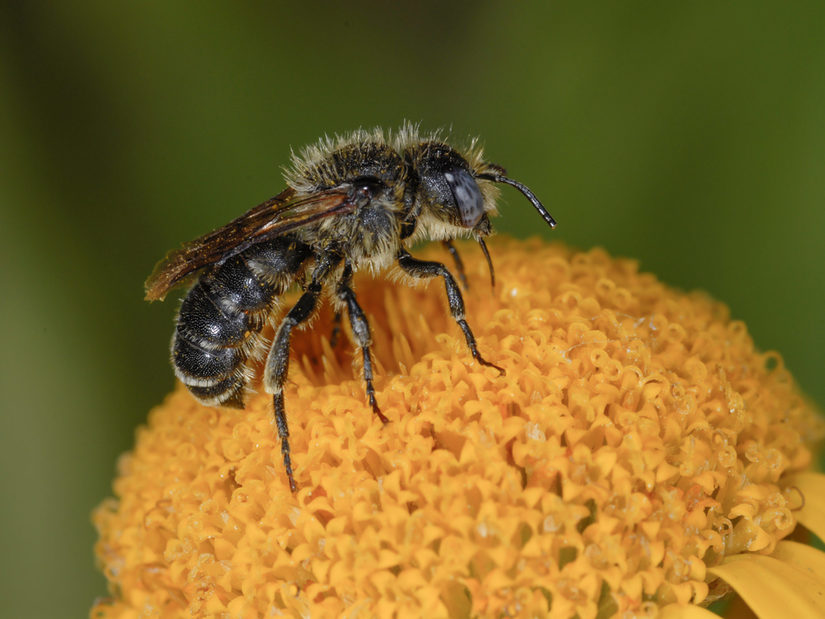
[444,167,484,228]
[350,176,384,196]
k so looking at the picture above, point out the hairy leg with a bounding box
[263,254,340,492]
[336,264,388,423]
[397,248,504,375]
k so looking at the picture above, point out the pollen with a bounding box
[92,239,824,617]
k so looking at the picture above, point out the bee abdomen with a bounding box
[172,238,311,409]
[187,374,246,409]
[176,282,250,350]
[172,332,248,408]
[172,312,249,408]
[173,277,260,408]
[172,334,242,384]
[202,254,277,314]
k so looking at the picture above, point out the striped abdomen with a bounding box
[172,237,311,407]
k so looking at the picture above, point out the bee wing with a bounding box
[144,186,353,301]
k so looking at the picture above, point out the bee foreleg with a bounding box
[336,268,389,424]
[442,240,469,290]
[264,280,324,492]
[397,249,505,375]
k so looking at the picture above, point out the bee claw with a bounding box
[477,357,506,376]
[375,407,390,425]
[369,393,390,424]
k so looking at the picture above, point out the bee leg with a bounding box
[397,249,505,375]
[477,238,496,289]
[272,392,296,492]
[442,240,469,290]
[336,269,389,424]
[330,311,343,348]
[264,280,324,492]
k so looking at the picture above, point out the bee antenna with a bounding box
[477,173,556,229]
[477,237,495,288]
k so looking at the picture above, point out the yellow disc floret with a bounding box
[92,239,823,618]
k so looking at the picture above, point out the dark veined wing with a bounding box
[144,186,353,301]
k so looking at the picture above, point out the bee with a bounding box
[145,125,556,491]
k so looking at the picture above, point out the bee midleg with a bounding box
[335,264,389,424]
[263,254,340,491]
[397,248,505,375]
[442,240,469,290]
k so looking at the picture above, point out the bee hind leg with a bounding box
[397,249,505,375]
[264,280,324,492]
[337,265,389,424]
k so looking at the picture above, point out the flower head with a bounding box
[93,239,825,617]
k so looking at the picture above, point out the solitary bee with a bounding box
[145,126,556,491]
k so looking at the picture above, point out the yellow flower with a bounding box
[92,239,825,618]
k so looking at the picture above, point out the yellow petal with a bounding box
[785,472,825,543]
[658,603,720,619]
[708,552,825,616]
[771,540,825,583]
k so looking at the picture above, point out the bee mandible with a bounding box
[145,126,556,491]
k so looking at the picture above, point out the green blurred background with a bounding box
[1,2,823,616]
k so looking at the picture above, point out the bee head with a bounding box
[405,141,556,239]
[406,143,490,234]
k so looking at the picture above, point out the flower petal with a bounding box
[785,472,825,543]
[771,540,825,582]
[658,603,720,618]
[708,552,825,616]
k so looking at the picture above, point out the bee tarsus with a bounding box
[273,392,295,493]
